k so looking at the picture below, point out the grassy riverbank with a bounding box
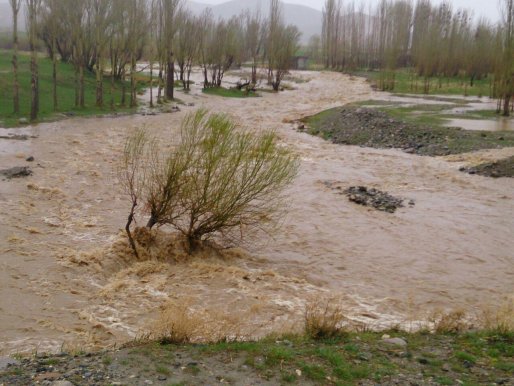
[1,330,512,385]
[356,69,492,98]
[0,50,145,127]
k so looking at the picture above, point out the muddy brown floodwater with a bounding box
[1,71,513,355]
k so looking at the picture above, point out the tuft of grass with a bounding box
[304,298,349,340]
[431,310,472,334]
[455,351,477,364]
[155,364,171,375]
[298,362,326,380]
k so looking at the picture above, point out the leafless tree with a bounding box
[9,0,22,115]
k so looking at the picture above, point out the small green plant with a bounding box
[455,351,477,364]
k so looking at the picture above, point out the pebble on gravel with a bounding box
[0,357,19,371]
[381,338,408,347]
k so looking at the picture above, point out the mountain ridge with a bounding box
[186,0,322,43]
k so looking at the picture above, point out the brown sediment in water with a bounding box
[0,70,513,355]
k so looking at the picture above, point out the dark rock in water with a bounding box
[26,156,35,162]
[0,134,32,140]
[344,186,405,213]
[0,166,33,179]
[459,156,514,178]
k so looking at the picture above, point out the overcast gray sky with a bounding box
[197,0,502,22]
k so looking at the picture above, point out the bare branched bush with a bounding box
[304,299,349,340]
[119,109,299,255]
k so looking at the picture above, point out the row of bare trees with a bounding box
[321,0,514,115]
[8,0,300,121]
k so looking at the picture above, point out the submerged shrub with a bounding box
[119,109,299,254]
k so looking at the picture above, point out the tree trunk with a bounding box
[157,64,163,103]
[96,56,103,107]
[30,52,38,121]
[28,0,38,121]
[52,45,58,111]
[12,4,19,114]
[126,201,139,258]
[121,69,126,107]
[79,64,85,107]
[149,60,154,108]
[166,54,174,100]
[503,94,511,117]
[130,55,137,107]
[75,66,80,107]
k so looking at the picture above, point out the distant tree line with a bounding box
[321,0,514,116]
[7,0,300,121]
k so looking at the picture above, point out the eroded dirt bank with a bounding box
[0,71,513,355]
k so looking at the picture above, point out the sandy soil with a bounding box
[0,70,513,355]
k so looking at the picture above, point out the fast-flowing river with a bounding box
[1,70,513,355]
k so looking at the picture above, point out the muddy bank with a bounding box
[303,106,514,156]
[1,330,513,386]
[460,156,514,178]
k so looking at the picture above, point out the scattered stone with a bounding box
[51,381,74,386]
[304,105,514,156]
[18,117,29,124]
[0,357,19,371]
[463,360,474,369]
[381,337,408,347]
[157,375,167,381]
[26,156,35,162]
[0,166,33,179]
[345,186,405,213]
[442,363,451,372]
[34,372,61,381]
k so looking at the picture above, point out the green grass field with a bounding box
[358,69,493,97]
[0,50,144,127]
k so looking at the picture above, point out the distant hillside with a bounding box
[186,0,322,43]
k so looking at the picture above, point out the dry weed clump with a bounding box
[480,298,514,334]
[304,298,349,339]
[152,301,244,344]
[429,309,474,333]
